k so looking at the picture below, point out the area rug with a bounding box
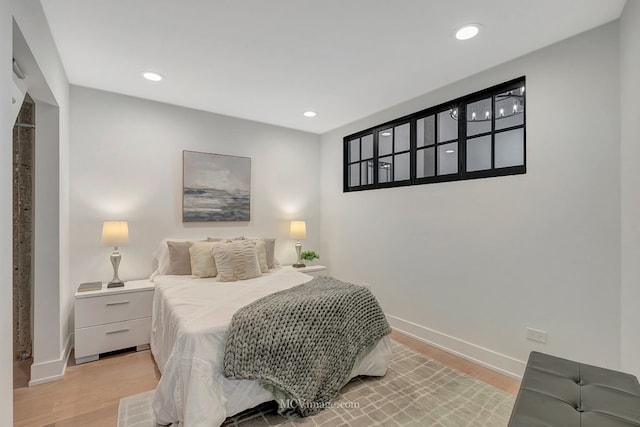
[118,341,515,426]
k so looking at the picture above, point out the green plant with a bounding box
[300,250,319,261]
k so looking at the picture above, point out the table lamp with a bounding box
[289,220,306,268]
[101,221,129,288]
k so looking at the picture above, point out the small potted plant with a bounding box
[300,251,319,265]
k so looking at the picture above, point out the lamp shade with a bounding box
[101,221,129,247]
[289,220,306,240]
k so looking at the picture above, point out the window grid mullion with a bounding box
[434,114,439,176]
[491,95,496,170]
[459,102,467,177]
[410,119,416,184]
[391,127,395,182]
[373,129,379,185]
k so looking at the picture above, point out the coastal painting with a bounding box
[183,151,251,222]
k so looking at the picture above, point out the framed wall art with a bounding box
[183,150,251,222]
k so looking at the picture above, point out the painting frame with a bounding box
[182,150,251,222]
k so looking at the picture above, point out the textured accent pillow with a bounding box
[166,241,192,275]
[251,240,269,273]
[213,240,262,282]
[188,241,226,278]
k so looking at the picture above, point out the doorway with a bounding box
[13,94,34,386]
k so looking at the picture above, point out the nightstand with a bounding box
[286,264,328,277]
[74,279,154,364]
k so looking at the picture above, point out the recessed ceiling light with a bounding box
[142,71,164,82]
[445,149,455,154]
[455,24,480,41]
[304,111,317,117]
[381,132,392,137]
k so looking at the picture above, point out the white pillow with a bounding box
[250,239,269,273]
[213,240,262,282]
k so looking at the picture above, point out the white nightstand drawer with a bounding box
[74,317,151,358]
[75,290,153,328]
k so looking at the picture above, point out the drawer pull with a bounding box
[106,301,129,307]
[106,328,130,335]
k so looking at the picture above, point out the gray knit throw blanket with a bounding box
[223,276,391,417]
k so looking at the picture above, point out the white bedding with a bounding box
[151,268,392,427]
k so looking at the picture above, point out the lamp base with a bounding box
[292,263,306,268]
[107,281,125,288]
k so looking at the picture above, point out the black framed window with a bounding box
[346,133,374,188]
[415,109,460,180]
[376,122,411,185]
[464,83,526,177]
[344,77,526,192]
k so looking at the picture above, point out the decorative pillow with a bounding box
[263,238,276,269]
[244,237,277,269]
[207,236,244,242]
[152,240,172,276]
[151,238,210,277]
[166,241,192,275]
[189,241,227,278]
[213,240,262,282]
[251,240,269,273]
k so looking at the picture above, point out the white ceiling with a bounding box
[40,0,625,134]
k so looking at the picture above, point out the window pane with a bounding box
[417,116,435,148]
[349,163,360,187]
[495,128,524,168]
[361,160,373,185]
[438,142,458,175]
[349,138,360,162]
[467,98,492,137]
[495,87,525,130]
[394,153,409,181]
[394,123,410,152]
[466,135,492,172]
[438,110,458,142]
[361,134,373,159]
[379,129,393,156]
[416,147,435,178]
[378,156,393,183]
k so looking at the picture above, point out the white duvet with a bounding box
[151,268,392,427]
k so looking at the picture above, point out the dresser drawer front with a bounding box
[75,290,153,328]
[74,317,151,358]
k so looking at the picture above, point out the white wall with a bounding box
[620,1,640,378]
[12,0,71,385]
[0,0,14,421]
[33,103,61,366]
[69,86,321,292]
[321,22,621,377]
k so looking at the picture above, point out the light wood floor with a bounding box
[389,331,520,395]
[14,350,160,427]
[14,331,520,426]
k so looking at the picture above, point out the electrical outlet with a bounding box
[526,327,547,343]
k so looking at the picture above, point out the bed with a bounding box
[150,267,392,427]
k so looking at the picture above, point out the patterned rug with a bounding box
[118,341,515,426]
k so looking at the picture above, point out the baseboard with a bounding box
[28,332,73,386]
[387,314,526,380]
